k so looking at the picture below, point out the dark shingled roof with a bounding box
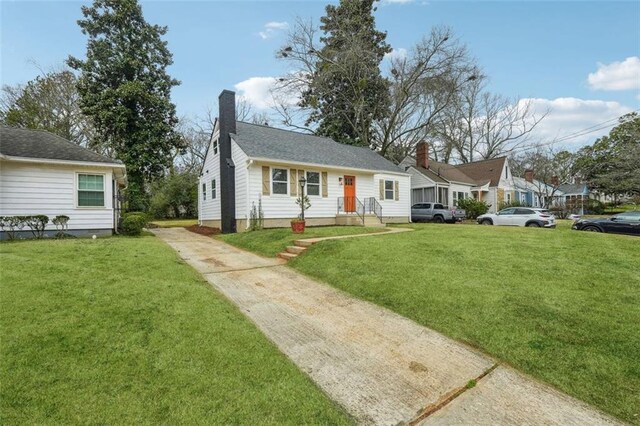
[231,122,405,174]
[453,157,506,187]
[0,126,122,165]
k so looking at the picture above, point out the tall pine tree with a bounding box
[68,0,183,210]
[302,0,391,146]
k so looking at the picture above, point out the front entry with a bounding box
[344,175,356,212]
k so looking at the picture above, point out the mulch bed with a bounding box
[185,224,221,236]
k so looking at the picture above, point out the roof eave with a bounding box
[247,155,409,176]
[0,154,125,169]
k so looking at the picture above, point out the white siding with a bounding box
[373,173,411,217]
[0,161,115,230]
[198,130,221,222]
[232,140,248,219]
[246,162,410,221]
[449,182,473,207]
[407,167,437,189]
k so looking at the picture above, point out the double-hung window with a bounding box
[384,180,394,200]
[77,174,105,207]
[213,139,219,155]
[306,171,320,196]
[272,168,288,195]
[202,182,206,200]
[211,179,216,199]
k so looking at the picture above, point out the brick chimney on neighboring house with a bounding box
[218,90,237,234]
[574,176,581,185]
[416,141,430,169]
[524,169,534,183]
[550,175,559,187]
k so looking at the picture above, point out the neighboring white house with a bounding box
[0,126,126,239]
[198,91,411,232]
[400,143,516,213]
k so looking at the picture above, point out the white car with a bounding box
[477,207,556,228]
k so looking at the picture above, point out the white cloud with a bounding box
[384,47,407,62]
[258,21,289,39]
[234,76,299,110]
[234,77,278,109]
[521,97,633,147]
[587,56,640,91]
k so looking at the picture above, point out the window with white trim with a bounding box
[306,171,320,196]
[211,179,216,199]
[213,139,219,155]
[202,182,206,200]
[384,180,394,200]
[272,168,288,195]
[77,174,105,207]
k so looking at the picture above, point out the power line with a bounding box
[509,109,639,155]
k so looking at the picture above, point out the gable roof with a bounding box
[231,121,405,174]
[0,126,123,166]
[402,155,499,186]
[453,157,506,187]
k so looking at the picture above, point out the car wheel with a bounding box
[433,216,444,224]
[526,222,541,227]
[584,226,601,232]
[481,219,492,225]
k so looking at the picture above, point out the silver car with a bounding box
[477,207,556,228]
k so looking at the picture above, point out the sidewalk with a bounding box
[152,227,623,426]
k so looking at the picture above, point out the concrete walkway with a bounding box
[152,227,623,426]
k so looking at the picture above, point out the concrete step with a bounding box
[286,245,307,255]
[294,240,315,248]
[277,252,298,261]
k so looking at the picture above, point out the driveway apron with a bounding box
[152,228,623,426]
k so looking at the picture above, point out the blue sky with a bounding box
[2,0,639,149]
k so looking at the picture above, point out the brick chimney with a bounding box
[416,141,429,169]
[550,175,559,187]
[524,169,534,183]
[219,90,237,234]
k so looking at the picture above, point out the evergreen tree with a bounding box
[68,0,183,210]
[574,112,640,196]
[301,0,391,146]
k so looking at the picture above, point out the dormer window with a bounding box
[213,139,219,155]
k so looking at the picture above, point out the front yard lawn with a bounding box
[0,237,350,425]
[149,218,198,228]
[219,225,388,257]
[282,224,637,423]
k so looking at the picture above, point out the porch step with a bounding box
[277,252,298,261]
[286,245,307,255]
[294,240,315,248]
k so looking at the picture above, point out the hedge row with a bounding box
[0,215,70,240]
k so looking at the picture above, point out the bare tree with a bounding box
[432,73,547,163]
[373,27,476,162]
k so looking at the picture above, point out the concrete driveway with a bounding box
[153,227,623,426]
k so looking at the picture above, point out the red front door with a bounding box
[344,175,356,212]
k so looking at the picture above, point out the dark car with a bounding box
[572,211,640,236]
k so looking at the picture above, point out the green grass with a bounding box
[219,225,389,257]
[281,223,638,424]
[149,218,198,228]
[0,236,350,425]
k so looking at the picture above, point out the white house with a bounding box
[400,143,516,213]
[0,126,126,239]
[198,90,411,233]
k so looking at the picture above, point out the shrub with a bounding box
[121,214,146,236]
[124,211,150,226]
[23,215,49,239]
[497,200,526,210]
[52,215,70,238]
[0,216,25,240]
[149,172,198,219]
[248,198,264,231]
[456,198,490,219]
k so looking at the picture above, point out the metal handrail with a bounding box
[363,197,383,222]
[337,196,365,224]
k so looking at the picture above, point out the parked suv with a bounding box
[411,203,466,223]
[477,207,556,228]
